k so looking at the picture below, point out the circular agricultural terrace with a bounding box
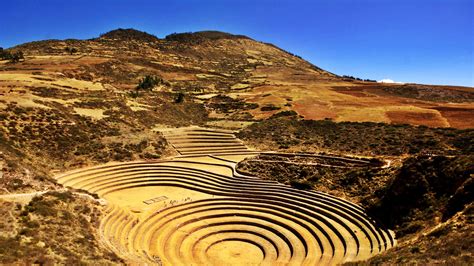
[55,127,395,265]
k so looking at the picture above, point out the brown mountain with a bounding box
[5,28,473,128]
[6,28,473,129]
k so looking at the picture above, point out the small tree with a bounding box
[136,75,162,91]
[64,47,78,55]
[0,47,12,61]
[9,51,24,63]
[131,75,163,97]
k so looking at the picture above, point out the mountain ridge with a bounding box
[1,28,473,129]
[7,28,337,79]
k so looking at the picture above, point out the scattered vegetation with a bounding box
[0,102,173,170]
[341,75,376,82]
[98,28,159,42]
[64,47,78,55]
[366,203,473,264]
[0,193,122,264]
[368,155,473,235]
[381,84,474,103]
[238,117,473,156]
[237,153,473,264]
[237,153,391,205]
[0,149,57,194]
[0,48,24,63]
[206,95,258,113]
[260,104,281,111]
[269,110,298,119]
[165,31,249,43]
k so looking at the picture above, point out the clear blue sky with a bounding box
[1,0,473,86]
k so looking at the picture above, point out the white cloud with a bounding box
[378,78,405,84]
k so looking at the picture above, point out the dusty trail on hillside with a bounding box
[0,190,52,204]
[54,127,396,265]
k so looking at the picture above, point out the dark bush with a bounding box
[174,92,185,103]
[136,75,162,91]
[260,104,281,111]
[9,51,24,63]
[47,191,74,202]
[64,47,78,54]
[26,197,57,217]
[289,180,313,190]
[270,110,298,119]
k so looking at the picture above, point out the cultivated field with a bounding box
[236,81,474,128]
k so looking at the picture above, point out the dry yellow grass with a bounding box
[0,73,104,91]
[73,107,108,119]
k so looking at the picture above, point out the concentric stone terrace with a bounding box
[162,127,254,156]
[55,127,395,265]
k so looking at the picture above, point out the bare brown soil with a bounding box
[433,106,474,128]
[385,110,447,127]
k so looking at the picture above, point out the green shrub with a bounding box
[9,51,24,63]
[6,178,26,190]
[136,75,162,91]
[410,246,421,253]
